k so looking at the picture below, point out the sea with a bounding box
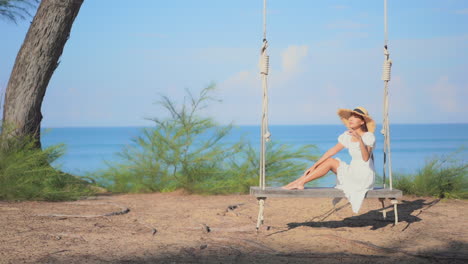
[42,124,468,187]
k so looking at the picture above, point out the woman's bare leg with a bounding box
[282,166,315,188]
[282,161,327,188]
[283,158,339,190]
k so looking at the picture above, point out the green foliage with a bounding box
[0,0,37,23]
[94,85,319,194]
[392,150,467,199]
[227,142,319,191]
[0,125,95,201]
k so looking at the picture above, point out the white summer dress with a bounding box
[334,131,376,213]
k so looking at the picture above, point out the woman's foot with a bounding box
[282,183,305,190]
[282,177,303,189]
[282,170,312,190]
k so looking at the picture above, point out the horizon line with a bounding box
[42,122,468,129]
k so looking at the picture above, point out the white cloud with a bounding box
[280,45,309,77]
[299,83,345,121]
[226,43,386,125]
[224,71,254,85]
[429,76,463,113]
[375,75,420,124]
[218,70,258,98]
[209,70,260,125]
[389,75,416,113]
[43,33,468,126]
[218,45,310,93]
[384,35,468,123]
[211,45,311,124]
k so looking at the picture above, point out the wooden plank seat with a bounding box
[250,186,403,229]
[250,186,402,198]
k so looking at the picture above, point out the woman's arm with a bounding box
[312,143,345,168]
[358,139,372,161]
[349,131,372,161]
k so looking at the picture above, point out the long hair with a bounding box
[355,115,373,160]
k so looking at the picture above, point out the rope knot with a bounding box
[381,48,392,81]
[259,40,269,75]
[260,39,268,53]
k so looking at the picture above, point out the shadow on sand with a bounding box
[37,240,468,264]
[32,199,468,264]
[286,198,440,231]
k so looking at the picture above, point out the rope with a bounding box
[259,0,270,190]
[260,42,270,190]
[381,0,393,190]
[384,0,388,47]
[263,0,267,41]
[381,81,393,189]
[382,84,387,189]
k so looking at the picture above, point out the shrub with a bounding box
[392,150,467,199]
[0,126,95,201]
[94,85,319,194]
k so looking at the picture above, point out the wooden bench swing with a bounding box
[250,0,402,230]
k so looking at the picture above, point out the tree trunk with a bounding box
[2,0,84,148]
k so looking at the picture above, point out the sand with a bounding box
[1,191,467,263]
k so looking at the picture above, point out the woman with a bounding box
[282,106,376,213]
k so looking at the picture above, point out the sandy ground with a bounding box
[1,191,467,264]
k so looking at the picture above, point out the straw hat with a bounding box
[337,106,375,133]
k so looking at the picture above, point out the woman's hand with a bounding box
[347,130,362,140]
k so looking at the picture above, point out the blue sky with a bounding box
[1,0,467,127]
